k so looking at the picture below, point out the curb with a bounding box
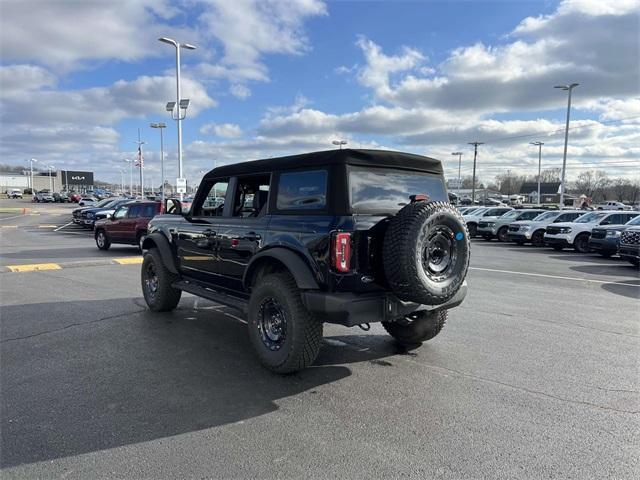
[1,256,142,273]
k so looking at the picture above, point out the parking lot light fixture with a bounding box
[554,83,579,210]
[151,122,167,204]
[451,152,463,196]
[27,158,38,194]
[159,36,197,201]
[530,141,544,206]
[332,140,348,149]
[166,101,176,112]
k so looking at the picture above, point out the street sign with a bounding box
[176,177,187,194]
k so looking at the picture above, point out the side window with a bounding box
[143,204,157,218]
[232,174,271,218]
[277,170,327,211]
[520,211,540,220]
[128,205,142,218]
[196,179,229,217]
[601,214,620,225]
[625,213,638,223]
[114,206,129,219]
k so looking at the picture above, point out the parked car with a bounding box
[33,191,54,202]
[78,196,98,206]
[52,192,69,203]
[544,211,639,253]
[507,210,585,246]
[618,226,640,266]
[72,198,117,225]
[7,188,23,199]
[594,201,631,211]
[139,149,470,373]
[94,201,162,251]
[478,209,546,242]
[68,192,82,203]
[463,207,513,237]
[80,198,131,229]
[589,215,640,258]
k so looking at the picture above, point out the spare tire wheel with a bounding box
[383,201,470,305]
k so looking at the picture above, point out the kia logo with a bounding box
[71,175,85,180]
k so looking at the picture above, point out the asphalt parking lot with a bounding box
[1,199,639,479]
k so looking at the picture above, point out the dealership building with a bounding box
[0,170,95,194]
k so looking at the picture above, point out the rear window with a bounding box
[277,170,327,210]
[349,167,447,214]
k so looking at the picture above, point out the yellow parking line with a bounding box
[113,257,143,265]
[38,225,58,228]
[6,263,62,272]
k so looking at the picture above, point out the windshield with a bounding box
[500,210,521,219]
[349,167,447,213]
[626,215,640,226]
[95,198,113,207]
[467,208,488,216]
[532,211,558,221]
[574,212,607,223]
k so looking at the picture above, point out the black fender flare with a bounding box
[142,232,178,274]
[243,248,319,291]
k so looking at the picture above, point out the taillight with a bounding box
[333,232,352,273]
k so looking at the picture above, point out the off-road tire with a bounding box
[497,226,509,242]
[573,233,590,253]
[531,230,545,247]
[95,229,111,250]
[141,248,182,312]
[247,273,323,374]
[382,310,447,345]
[383,201,470,306]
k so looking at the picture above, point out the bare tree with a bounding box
[495,170,526,195]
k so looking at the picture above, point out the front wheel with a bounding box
[247,273,323,374]
[467,223,477,237]
[95,230,111,250]
[573,233,590,253]
[497,226,508,242]
[141,248,182,312]
[531,230,545,247]
[382,310,447,345]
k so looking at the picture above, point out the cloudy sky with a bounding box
[0,0,638,186]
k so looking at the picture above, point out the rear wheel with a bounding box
[531,230,545,247]
[141,248,182,312]
[573,233,590,253]
[247,273,323,374]
[95,229,111,250]
[497,226,508,242]
[382,310,447,345]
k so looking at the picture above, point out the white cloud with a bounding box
[229,84,252,100]
[199,123,243,138]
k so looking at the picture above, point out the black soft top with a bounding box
[203,149,443,180]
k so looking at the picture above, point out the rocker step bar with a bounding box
[172,280,248,314]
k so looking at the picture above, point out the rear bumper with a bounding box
[588,237,618,254]
[301,281,468,327]
[619,244,640,260]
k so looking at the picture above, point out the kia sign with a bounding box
[61,170,94,186]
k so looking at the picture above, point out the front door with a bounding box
[174,178,230,284]
[108,205,130,241]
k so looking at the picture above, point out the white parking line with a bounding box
[470,266,639,288]
[53,222,74,232]
[0,214,26,222]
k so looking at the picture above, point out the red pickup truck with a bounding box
[94,201,161,251]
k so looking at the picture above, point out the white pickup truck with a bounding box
[594,201,631,210]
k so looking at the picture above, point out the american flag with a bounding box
[135,144,143,168]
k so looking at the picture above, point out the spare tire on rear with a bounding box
[383,201,470,305]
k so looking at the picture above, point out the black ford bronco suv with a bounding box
[141,149,469,373]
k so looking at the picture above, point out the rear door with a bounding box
[174,178,230,283]
[214,174,272,292]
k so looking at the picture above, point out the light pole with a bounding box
[28,158,38,194]
[159,37,196,201]
[150,122,167,204]
[530,141,544,206]
[47,165,55,192]
[451,152,463,197]
[134,129,145,198]
[332,140,348,149]
[554,83,579,209]
[123,159,133,196]
[119,169,125,194]
[468,142,484,204]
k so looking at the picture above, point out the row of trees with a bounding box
[448,169,640,204]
